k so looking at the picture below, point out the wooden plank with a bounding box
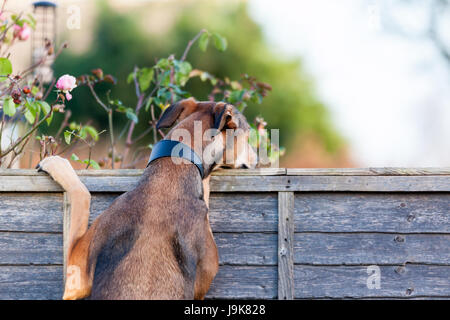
[287,167,450,176]
[294,233,450,265]
[278,192,294,300]
[2,167,449,176]
[210,176,289,192]
[215,233,277,265]
[212,168,286,176]
[0,232,63,265]
[206,266,277,299]
[287,175,450,192]
[294,265,450,298]
[0,266,62,300]
[1,174,449,192]
[294,193,450,233]
[0,193,63,232]
[0,265,276,300]
[63,192,70,284]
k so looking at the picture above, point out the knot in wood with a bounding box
[395,266,405,274]
[279,246,287,257]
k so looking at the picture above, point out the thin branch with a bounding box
[180,29,207,62]
[55,109,71,139]
[107,109,115,169]
[87,81,110,113]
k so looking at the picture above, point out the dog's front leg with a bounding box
[37,156,93,299]
[194,223,219,300]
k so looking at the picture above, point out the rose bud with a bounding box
[23,86,31,94]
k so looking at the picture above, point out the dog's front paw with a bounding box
[36,156,79,190]
[36,155,71,174]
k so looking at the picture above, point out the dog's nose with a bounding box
[240,164,249,169]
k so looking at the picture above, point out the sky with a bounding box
[248,0,450,167]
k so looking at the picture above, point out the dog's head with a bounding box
[156,97,257,175]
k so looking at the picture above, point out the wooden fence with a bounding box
[0,168,449,299]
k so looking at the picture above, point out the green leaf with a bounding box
[156,58,170,70]
[144,97,153,112]
[127,72,135,84]
[0,58,12,81]
[3,98,16,116]
[70,153,79,161]
[86,159,100,170]
[64,131,72,145]
[31,86,39,95]
[228,90,245,104]
[138,68,154,92]
[83,125,99,141]
[69,122,81,131]
[24,109,35,124]
[198,32,210,52]
[125,109,138,123]
[27,14,37,28]
[36,101,52,126]
[212,33,227,51]
[177,61,192,76]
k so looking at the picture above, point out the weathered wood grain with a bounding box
[206,266,277,299]
[0,266,62,300]
[63,192,70,284]
[214,233,277,265]
[294,193,450,233]
[0,265,276,300]
[294,233,450,265]
[278,192,294,300]
[2,167,448,176]
[287,175,450,192]
[287,167,450,176]
[2,173,448,192]
[294,265,450,298]
[0,193,63,232]
[0,232,63,265]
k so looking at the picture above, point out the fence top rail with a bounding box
[0,167,449,177]
[0,168,449,192]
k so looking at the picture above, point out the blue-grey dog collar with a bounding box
[147,140,204,178]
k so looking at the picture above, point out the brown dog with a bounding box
[37,98,256,299]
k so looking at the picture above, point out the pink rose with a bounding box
[56,75,77,101]
[56,74,77,92]
[14,23,31,41]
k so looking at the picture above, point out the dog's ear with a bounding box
[213,103,237,131]
[156,97,198,129]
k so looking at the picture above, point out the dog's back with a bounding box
[87,159,207,299]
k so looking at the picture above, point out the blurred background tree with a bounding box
[51,0,351,167]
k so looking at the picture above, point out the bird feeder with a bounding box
[32,1,57,83]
